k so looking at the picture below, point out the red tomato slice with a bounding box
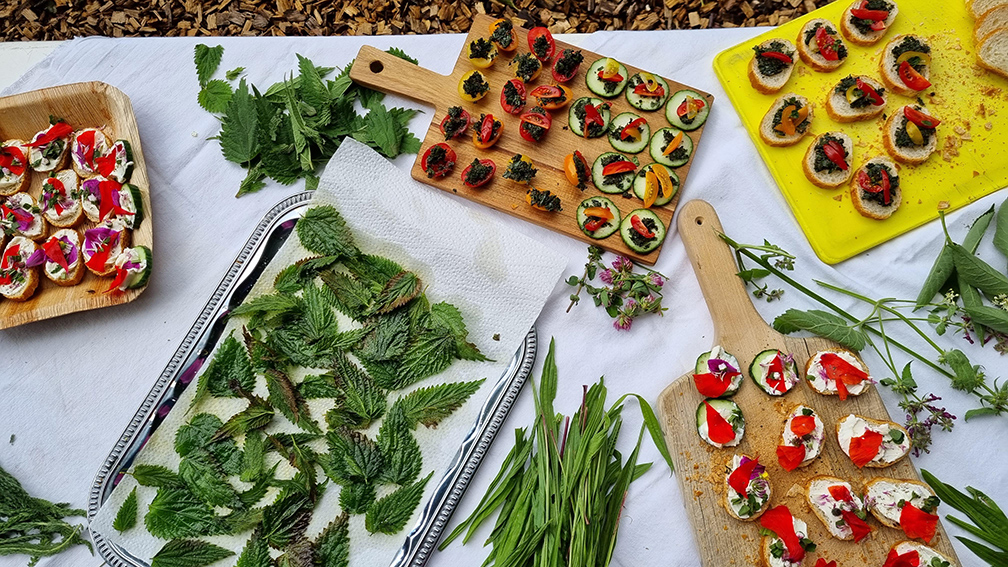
[851,0,889,20]
[519,111,551,130]
[898,61,932,91]
[814,26,839,61]
[439,109,470,140]
[500,79,526,115]
[552,50,581,82]
[870,20,887,30]
[583,216,608,232]
[760,50,793,63]
[632,82,666,97]
[420,143,456,179]
[529,85,562,99]
[527,26,555,62]
[480,115,496,143]
[822,140,849,171]
[596,69,624,83]
[630,214,654,238]
[856,78,885,105]
[461,158,496,188]
[904,106,941,128]
[601,160,636,176]
[619,117,647,141]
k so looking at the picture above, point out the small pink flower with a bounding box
[613,313,633,331]
[650,273,664,287]
[599,268,614,285]
[612,256,633,273]
[624,297,638,312]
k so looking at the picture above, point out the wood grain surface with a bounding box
[0,81,152,330]
[349,14,714,265]
[657,200,960,566]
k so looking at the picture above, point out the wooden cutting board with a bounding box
[349,14,714,265]
[0,81,152,330]
[658,200,960,566]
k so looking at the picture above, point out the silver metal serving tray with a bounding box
[88,191,537,567]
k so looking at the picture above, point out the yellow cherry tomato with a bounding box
[458,70,489,102]
[467,38,498,69]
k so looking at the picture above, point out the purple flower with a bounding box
[613,313,633,331]
[612,256,633,273]
[599,268,614,285]
[625,297,638,310]
[650,273,664,287]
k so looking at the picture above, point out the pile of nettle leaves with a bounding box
[0,466,91,566]
[193,44,421,196]
[114,205,490,567]
[725,196,1008,456]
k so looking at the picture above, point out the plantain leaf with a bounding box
[773,308,867,351]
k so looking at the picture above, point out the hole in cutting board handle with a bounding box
[370,61,384,74]
[695,216,704,226]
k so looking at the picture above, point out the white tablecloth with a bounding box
[0,29,1005,567]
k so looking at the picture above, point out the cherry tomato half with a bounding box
[903,106,941,129]
[420,143,457,179]
[500,79,526,115]
[527,27,556,62]
[439,107,470,140]
[473,114,503,149]
[814,26,839,62]
[461,158,496,188]
[552,48,583,83]
[898,62,932,91]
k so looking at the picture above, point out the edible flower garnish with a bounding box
[828,485,853,502]
[96,144,119,177]
[693,372,732,398]
[74,129,98,169]
[0,146,27,176]
[84,226,121,272]
[94,179,133,221]
[776,444,805,471]
[760,506,806,561]
[1,202,34,232]
[815,559,838,567]
[848,429,883,468]
[820,352,868,400]
[727,456,762,497]
[704,401,736,444]
[899,501,938,543]
[841,509,872,542]
[41,178,68,215]
[789,415,817,436]
[41,237,71,272]
[26,121,73,148]
[764,352,788,392]
[883,549,920,567]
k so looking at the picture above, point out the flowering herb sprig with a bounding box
[566,245,667,331]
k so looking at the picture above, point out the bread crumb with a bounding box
[694,490,704,498]
[954,126,967,135]
[985,122,994,130]
[977,103,987,118]
[834,195,843,202]
[981,86,1002,97]
[938,200,950,209]
[855,139,868,148]
[973,171,981,177]
[942,135,961,162]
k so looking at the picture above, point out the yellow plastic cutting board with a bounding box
[713,0,1008,264]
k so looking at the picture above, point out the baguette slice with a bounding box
[797,19,849,71]
[977,28,1008,79]
[840,0,899,46]
[723,454,771,521]
[884,106,938,165]
[759,511,811,567]
[825,75,887,122]
[41,169,83,228]
[748,39,798,94]
[836,414,910,468]
[43,228,84,286]
[0,140,31,196]
[803,132,855,189]
[0,236,40,301]
[806,476,869,541]
[976,6,1008,42]
[70,128,112,179]
[759,93,813,147]
[28,124,70,173]
[851,157,902,220]
[971,0,1008,18]
[804,349,872,397]
[82,219,130,277]
[864,478,936,528]
[888,541,957,566]
[2,192,48,242]
[879,34,932,96]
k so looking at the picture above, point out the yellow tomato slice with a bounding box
[652,164,674,199]
[662,131,684,156]
[643,169,659,208]
[581,206,613,221]
[906,120,925,145]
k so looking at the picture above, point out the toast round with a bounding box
[0,140,31,196]
[797,19,848,72]
[879,34,932,97]
[3,192,48,242]
[28,128,70,173]
[70,128,112,179]
[0,236,40,301]
[883,108,938,165]
[42,169,83,228]
[978,29,1008,79]
[836,414,911,468]
[781,405,825,468]
[824,75,887,122]
[44,228,84,287]
[759,93,813,147]
[804,349,872,396]
[865,478,936,528]
[840,1,899,46]
[805,475,866,541]
[82,220,130,277]
[749,39,797,94]
[803,132,854,189]
[890,541,956,566]
[851,156,902,220]
[723,455,771,522]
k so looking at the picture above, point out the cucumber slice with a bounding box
[649,127,693,168]
[591,152,636,194]
[576,196,621,239]
[127,246,153,289]
[625,73,669,112]
[619,208,666,254]
[696,399,745,448]
[607,112,649,154]
[585,57,629,98]
[632,163,679,207]
[749,349,800,396]
[122,183,144,229]
[694,346,743,397]
[666,89,710,131]
[568,97,611,139]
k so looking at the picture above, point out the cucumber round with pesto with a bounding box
[696,398,745,448]
[666,89,710,131]
[576,196,621,239]
[592,152,636,194]
[625,73,669,112]
[749,349,800,396]
[632,163,679,206]
[619,208,666,254]
[607,112,649,154]
[649,127,693,168]
[585,57,629,98]
[568,97,610,138]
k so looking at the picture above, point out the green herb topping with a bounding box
[532,35,551,60]
[850,0,892,35]
[526,188,562,212]
[771,96,811,136]
[468,37,494,60]
[442,106,467,140]
[554,48,584,78]
[814,133,848,174]
[503,80,524,108]
[511,53,541,83]
[490,19,514,48]
[753,40,793,76]
[503,154,538,183]
[463,72,489,97]
[464,158,493,185]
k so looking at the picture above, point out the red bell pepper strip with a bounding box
[789,415,817,436]
[841,510,872,542]
[583,217,608,232]
[822,140,849,171]
[583,103,604,135]
[898,61,932,91]
[814,26,839,61]
[26,122,73,148]
[760,50,793,63]
[851,0,889,20]
[856,78,885,106]
[42,237,70,272]
[693,372,732,398]
[900,502,939,543]
[727,457,760,497]
[776,444,806,471]
[602,160,636,176]
[597,69,624,83]
[904,106,941,129]
[848,430,884,468]
[759,506,805,561]
[703,401,736,445]
[619,117,647,141]
[630,214,654,239]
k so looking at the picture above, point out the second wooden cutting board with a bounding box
[658,200,960,566]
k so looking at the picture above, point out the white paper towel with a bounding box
[89,137,567,566]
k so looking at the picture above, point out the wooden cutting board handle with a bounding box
[349,46,447,107]
[677,199,772,343]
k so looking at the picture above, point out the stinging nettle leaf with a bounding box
[334,355,387,428]
[364,473,432,534]
[178,450,241,509]
[356,312,410,362]
[214,397,275,441]
[226,66,246,81]
[370,271,422,314]
[194,44,224,87]
[314,513,350,567]
[151,538,234,567]
[219,78,260,165]
[772,308,867,351]
[145,485,219,540]
[113,486,138,533]
[261,493,312,550]
[236,530,271,567]
[266,369,321,434]
[392,379,485,429]
[377,408,422,485]
[339,482,376,514]
[397,330,456,388]
[297,206,358,259]
[132,464,182,488]
[198,79,233,113]
[190,334,256,411]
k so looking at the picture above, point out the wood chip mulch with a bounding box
[1,0,834,41]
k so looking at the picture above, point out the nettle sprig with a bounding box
[566,245,667,331]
